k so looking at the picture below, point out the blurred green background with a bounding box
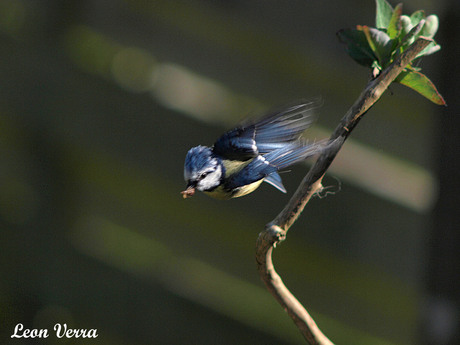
[1,0,458,344]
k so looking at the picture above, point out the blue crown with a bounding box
[184,146,214,174]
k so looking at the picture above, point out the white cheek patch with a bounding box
[197,165,222,191]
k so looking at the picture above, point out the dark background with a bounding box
[1,0,458,344]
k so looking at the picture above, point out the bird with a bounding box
[181,101,327,200]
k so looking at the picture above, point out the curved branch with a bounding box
[256,37,433,344]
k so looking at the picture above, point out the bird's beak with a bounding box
[181,185,196,199]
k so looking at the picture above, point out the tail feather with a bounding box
[264,172,286,193]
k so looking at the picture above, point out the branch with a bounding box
[256,37,433,345]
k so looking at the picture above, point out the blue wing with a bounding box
[225,140,324,193]
[213,101,319,161]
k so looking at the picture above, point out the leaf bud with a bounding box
[421,15,439,38]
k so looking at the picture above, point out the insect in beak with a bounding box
[181,186,196,199]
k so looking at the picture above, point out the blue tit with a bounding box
[181,101,326,200]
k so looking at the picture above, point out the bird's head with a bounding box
[181,146,223,198]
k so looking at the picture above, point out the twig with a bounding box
[256,37,433,345]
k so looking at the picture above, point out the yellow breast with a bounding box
[204,179,264,199]
[231,179,264,198]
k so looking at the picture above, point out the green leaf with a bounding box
[337,28,377,67]
[375,0,394,28]
[395,70,446,105]
[387,3,403,39]
[416,41,441,58]
[361,26,393,67]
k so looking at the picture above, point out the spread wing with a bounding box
[225,140,325,193]
[213,101,319,161]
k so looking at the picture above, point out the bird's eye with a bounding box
[200,172,208,179]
